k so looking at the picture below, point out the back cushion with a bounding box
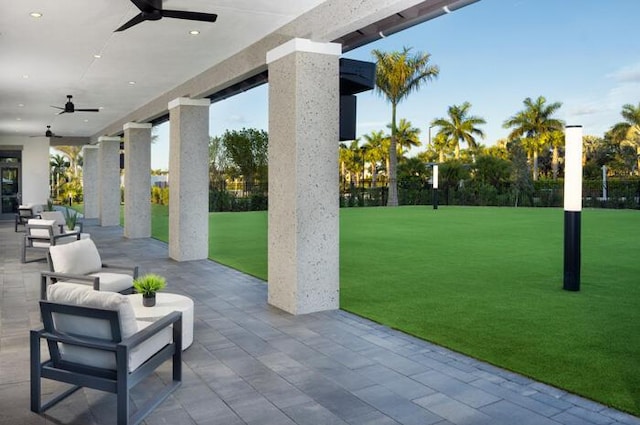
[47,282,138,338]
[27,219,57,237]
[49,238,103,275]
[40,211,66,228]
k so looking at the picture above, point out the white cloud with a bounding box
[607,63,640,83]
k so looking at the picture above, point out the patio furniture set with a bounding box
[16,205,194,425]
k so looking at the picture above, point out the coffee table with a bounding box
[127,293,194,349]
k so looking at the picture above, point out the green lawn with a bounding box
[149,205,639,415]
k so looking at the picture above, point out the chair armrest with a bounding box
[101,264,139,278]
[40,272,100,299]
[120,311,182,349]
[52,231,81,243]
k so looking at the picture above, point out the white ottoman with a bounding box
[127,293,194,350]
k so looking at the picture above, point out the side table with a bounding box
[127,293,194,350]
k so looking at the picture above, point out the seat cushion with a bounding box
[49,238,102,275]
[47,282,172,372]
[87,272,134,293]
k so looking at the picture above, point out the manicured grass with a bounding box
[149,205,639,415]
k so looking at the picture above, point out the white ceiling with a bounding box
[0,0,326,138]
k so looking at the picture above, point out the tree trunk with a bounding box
[387,104,399,206]
[552,146,559,180]
[532,151,539,181]
[371,163,377,187]
[454,143,460,160]
[439,149,444,163]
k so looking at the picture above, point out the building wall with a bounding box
[0,135,49,206]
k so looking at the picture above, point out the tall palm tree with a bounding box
[49,154,69,199]
[53,145,83,178]
[431,102,486,160]
[610,102,640,174]
[362,130,386,187]
[373,46,439,206]
[503,96,563,181]
[387,118,421,157]
[541,130,564,179]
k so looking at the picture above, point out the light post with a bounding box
[563,125,583,291]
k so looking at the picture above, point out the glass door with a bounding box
[1,166,20,219]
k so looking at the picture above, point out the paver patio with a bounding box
[1,219,638,425]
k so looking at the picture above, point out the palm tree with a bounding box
[503,96,563,181]
[541,130,565,179]
[610,102,640,174]
[373,46,439,206]
[388,118,421,157]
[50,154,69,199]
[362,130,386,187]
[53,145,83,178]
[431,102,486,160]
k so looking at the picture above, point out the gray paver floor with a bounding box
[1,220,638,425]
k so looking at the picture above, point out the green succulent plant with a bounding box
[133,273,167,296]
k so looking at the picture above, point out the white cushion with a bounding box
[47,282,172,372]
[40,211,65,224]
[27,219,56,237]
[88,272,134,293]
[49,238,102,275]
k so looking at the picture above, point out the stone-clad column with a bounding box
[123,122,152,239]
[82,145,99,219]
[97,136,122,226]
[266,38,341,315]
[168,97,210,261]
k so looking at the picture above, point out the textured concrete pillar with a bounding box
[123,122,152,239]
[97,136,122,226]
[266,39,341,315]
[168,97,210,261]
[82,145,99,219]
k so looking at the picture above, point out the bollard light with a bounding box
[432,164,439,210]
[563,125,582,291]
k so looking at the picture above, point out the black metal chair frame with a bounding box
[22,223,81,263]
[41,250,138,299]
[31,301,182,425]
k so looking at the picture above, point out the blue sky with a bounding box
[151,0,640,170]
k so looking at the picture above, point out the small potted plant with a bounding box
[133,273,166,307]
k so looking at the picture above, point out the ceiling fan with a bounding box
[51,95,99,114]
[31,125,63,138]
[115,0,218,32]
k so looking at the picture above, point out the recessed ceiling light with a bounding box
[93,54,102,59]
[189,30,200,35]
[22,74,29,79]
[18,103,24,107]
[16,117,21,121]
[30,12,43,18]
[84,119,89,123]
[128,81,136,85]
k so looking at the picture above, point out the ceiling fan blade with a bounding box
[130,0,158,13]
[75,108,100,112]
[51,106,64,110]
[115,13,147,32]
[161,10,218,23]
[57,110,68,115]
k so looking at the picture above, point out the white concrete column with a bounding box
[97,136,122,226]
[266,38,341,315]
[123,122,152,239]
[81,145,99,219]
[168,97,210,261]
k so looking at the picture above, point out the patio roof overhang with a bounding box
[0,0,479,142]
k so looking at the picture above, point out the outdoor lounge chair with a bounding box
[22,219,81,263]
[31,282,182,425]
[14,204,42,232]
[41,238,138,299]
